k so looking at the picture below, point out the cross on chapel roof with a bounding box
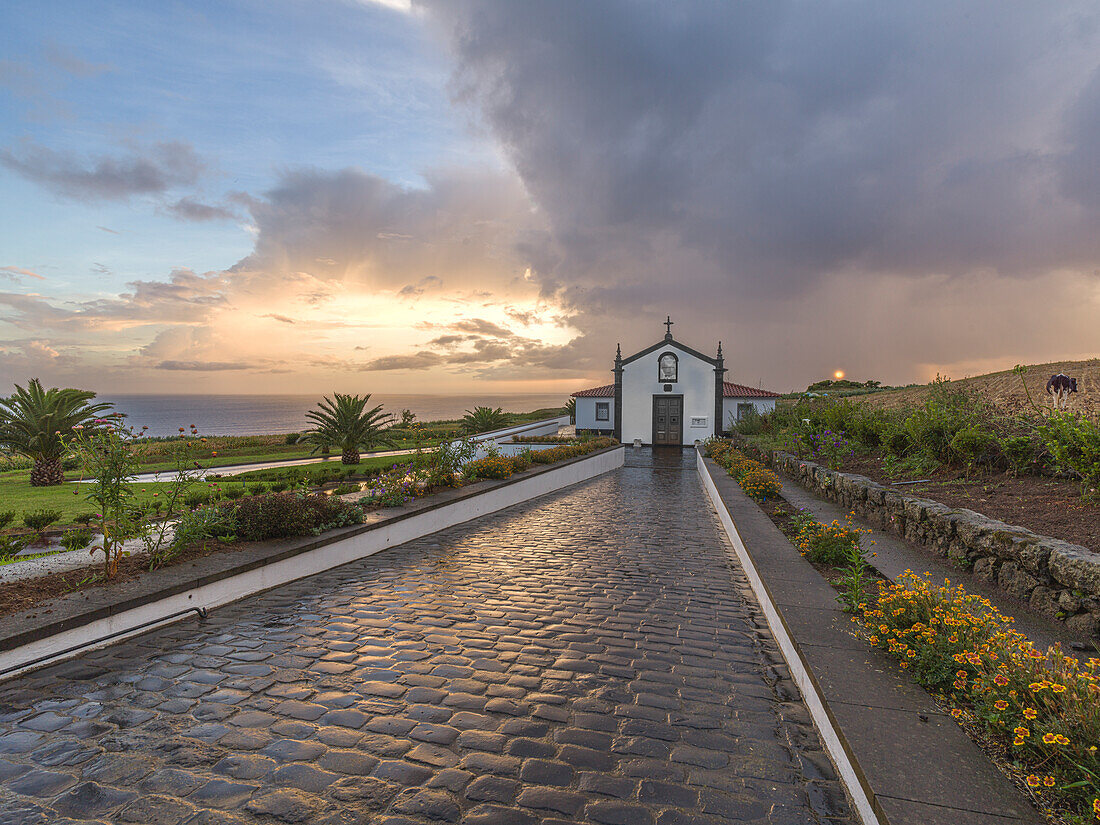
[664,315,674,339]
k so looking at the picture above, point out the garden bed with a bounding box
[701,445,1097,824]
[835,452,1100,553]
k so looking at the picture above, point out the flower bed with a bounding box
[704,440,1100,822]
[865,574,1100,821]
[704,439,782,502]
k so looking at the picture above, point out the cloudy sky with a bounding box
[3,1,1100,395]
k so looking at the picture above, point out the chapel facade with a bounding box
[571,318,780,446]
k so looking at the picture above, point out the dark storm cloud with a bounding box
[419,1,1100,303]
[0,140,204,201]
[165,197,238,222]
[235,165,537,293]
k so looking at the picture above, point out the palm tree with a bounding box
[462,406,509,434]
[0,379,116,486]
[303,393,395,465]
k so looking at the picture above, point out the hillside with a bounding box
[851,358,1100,413]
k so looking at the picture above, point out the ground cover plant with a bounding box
[864,575,1100,822]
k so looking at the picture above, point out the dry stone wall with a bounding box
[740,442,1100,640]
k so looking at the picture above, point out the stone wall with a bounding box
[741,442,1100,639]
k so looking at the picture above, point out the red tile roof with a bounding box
[723,381,781,398]
[571,384,615,398]
[572,382,779,398]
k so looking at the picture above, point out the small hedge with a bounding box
[218,493,363,542]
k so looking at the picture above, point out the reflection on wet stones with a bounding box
[0,449,853,823]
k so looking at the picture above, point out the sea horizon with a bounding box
[98,392,570,438]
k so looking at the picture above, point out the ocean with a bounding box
[100,394,568,438]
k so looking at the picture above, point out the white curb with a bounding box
[696,448,879,825]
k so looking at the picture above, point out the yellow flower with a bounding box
[1042,776,1055,788]
[993,700,1008,711]
[1026,775,1041,788]
[1014,727,1029,738]
[1022,708,1037,720]
[1042,733,1057,744]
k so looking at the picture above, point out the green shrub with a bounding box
[59,527,94,552]
[733,406,766,436]
[269,481,289,493]
[949,425,998,468]
[883,425,913,457]
[739,466,782,502]
[1000,435,1036,474]
[249,482,268,495]
[1039,412,1100,499]
[0,535,29,558]
[284,432,300,445]
[73,512,97,525]
[220,493,362,542]
[0,511,14,531]
[163,505,238,565]
[23,509,61,532]
[223,486,246,500]
[183,489,211,509]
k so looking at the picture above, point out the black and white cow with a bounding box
[1046,373,1078,409]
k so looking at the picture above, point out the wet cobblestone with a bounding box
[0,449,853,823]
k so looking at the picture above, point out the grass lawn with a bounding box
[0,453,418,527]
[0,406,567,526]
[0,473,183,526]
[230,454,414,482]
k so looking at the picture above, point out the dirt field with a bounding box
[838,453,1100,552]
[851,358,1100,414]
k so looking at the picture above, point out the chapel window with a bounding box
[658,352,678,382]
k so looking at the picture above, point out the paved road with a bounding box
[0,449,853,824]
[127,450,418,484]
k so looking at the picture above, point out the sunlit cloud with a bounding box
[0,266,46,281]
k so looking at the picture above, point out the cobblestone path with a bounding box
[0,449,853,824]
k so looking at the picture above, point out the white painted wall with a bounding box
[621,347,716,445]
[722,398,777,432]
[574,397,614,431]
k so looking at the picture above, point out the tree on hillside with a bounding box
[303,393,395,465]
[0,379,116,486]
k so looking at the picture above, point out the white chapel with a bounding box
[571,318,780,446]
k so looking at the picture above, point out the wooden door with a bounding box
[652,395,683,445]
